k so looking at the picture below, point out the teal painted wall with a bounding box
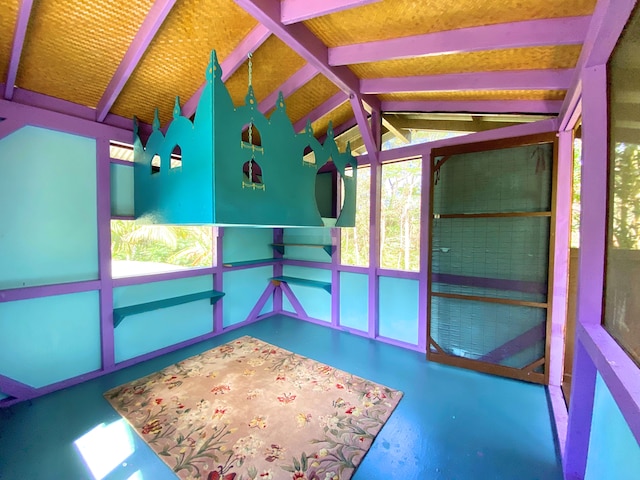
[222,266,273,327]
[339,272,368,331]
[0,291,101,387]
[113,276,214,362]
[585,373,640,479]
[222,227,273,263]
[282,228,333,263]
[0,126,98,289]
[282,265,331,321]
[110,163,134,216]
[378,276,419,345]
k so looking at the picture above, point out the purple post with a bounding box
[273,228,284,312]
[367,148,381,339]
[96,138,115,370]
[214,227,224,332]
[563,339,597,479]
[350,96,377,157]
[280,282,308,317]
[331,227,340,327]
[417,145,431,353]
[4,0,34,100]
[245,283,276,323]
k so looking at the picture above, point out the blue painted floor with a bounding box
[0,315,562,479]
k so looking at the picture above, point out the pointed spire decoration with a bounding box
[346,141,352,155]
[327,120,334,138]
[207,50,220,82]
[277,92,286,111]
[305,119,313,136]
[173,96,181,119]
[152,108,160,131]
[245,85,257,109]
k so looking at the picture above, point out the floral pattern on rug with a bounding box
[104,336,403,480]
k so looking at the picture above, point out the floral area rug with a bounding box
[104,336,403,480]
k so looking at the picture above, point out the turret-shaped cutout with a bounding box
[170,145,182,169]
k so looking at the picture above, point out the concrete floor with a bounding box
[0,315,562,479]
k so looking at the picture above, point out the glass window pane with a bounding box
[341,166,370,267]
[380,159,422,272]
[111,220,213,278]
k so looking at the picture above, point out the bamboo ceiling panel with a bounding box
[350,45,582,79]
[16,0,155,108]
[282,75,341,125]
[223,36,306,107]
[112,0,257,125]
[305,0,597,47]
[379,90,567,102]
[0,0,20,84]
[310,101,354,139]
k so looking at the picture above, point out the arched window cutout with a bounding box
[242,159,265,190]
[151,154,161,174]
[170,145,182,169]
[241,124,263,153]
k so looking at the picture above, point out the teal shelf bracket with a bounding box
[270,276,332,294]
[113,290,225,328]
[270,243,335,257]
[323,245,336,256]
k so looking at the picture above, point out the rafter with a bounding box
[350,96,377,154]
[361,69,573,94]
[258,63,318,113]
[381,117,409,144]
[281,0,381,25]
[292,91,347,132]
[182,24,271,119]
[4,0,34,101]
[381,99,563,114]
[96,0,177,122]
[329,16,590,66]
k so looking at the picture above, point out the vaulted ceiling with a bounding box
[1,0,597,149]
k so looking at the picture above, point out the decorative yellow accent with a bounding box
[350,45,582,79]
[305,0,597,47]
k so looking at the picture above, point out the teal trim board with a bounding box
[270,275,332,293]
[134,51,357,227]
[0,315,562,479]
[113,290,224,327]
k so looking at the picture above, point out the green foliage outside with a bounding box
[611,142,640,249]
[111,220,213,267]
[341,167,370,267]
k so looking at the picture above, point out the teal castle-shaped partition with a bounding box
[133,51,357,227]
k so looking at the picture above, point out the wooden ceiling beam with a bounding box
[361,69,573,94]
[96,0,177,122]
[381,99,563,115]
[281,0,381,25]
[258,63,318,114]
[329,16,590,66]
[4,0,34,101]
[292,91,348,132]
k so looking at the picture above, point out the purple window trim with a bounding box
[0,280,101,303]
[377,268,420,280]
[336,264,368,274]
[331,227,340,328]
[112,267,216,287]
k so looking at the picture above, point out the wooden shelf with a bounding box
[270,243,335,256]
[270,276,331,293]
[113,290,225,327]
[222,258,283,268]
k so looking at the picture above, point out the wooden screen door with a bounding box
[427,133,557,385]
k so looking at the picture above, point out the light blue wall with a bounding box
[0,126,98,289]
[585,373,640,479]
[339,272,368,331]
[223,227,274,263]
[282,265,331,321]
[110,163,134,216]
[0,291,101,387]
[282,228,333,263]
[113,276,214,362]
[222,266,273,327]
[378,276,419,345]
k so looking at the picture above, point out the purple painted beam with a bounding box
[112,267,216,287]
[559,0,636,130]
[0,280,101,303]
[0,118,23,140]
[281,0,381,25]
[214,227,225,332]
[329,16,590,66]
[182,24,271,119]
[381,99,563,114]
[361,69,574,94]
[96,0,177,122]
[350,95,377,155]
[4,0,34,100]
[258,63,317,114]
[279,282,308,318]
[0,374,35,399]
[293,91,347,132]
[245,283,276,322]
[479,323,546,363]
